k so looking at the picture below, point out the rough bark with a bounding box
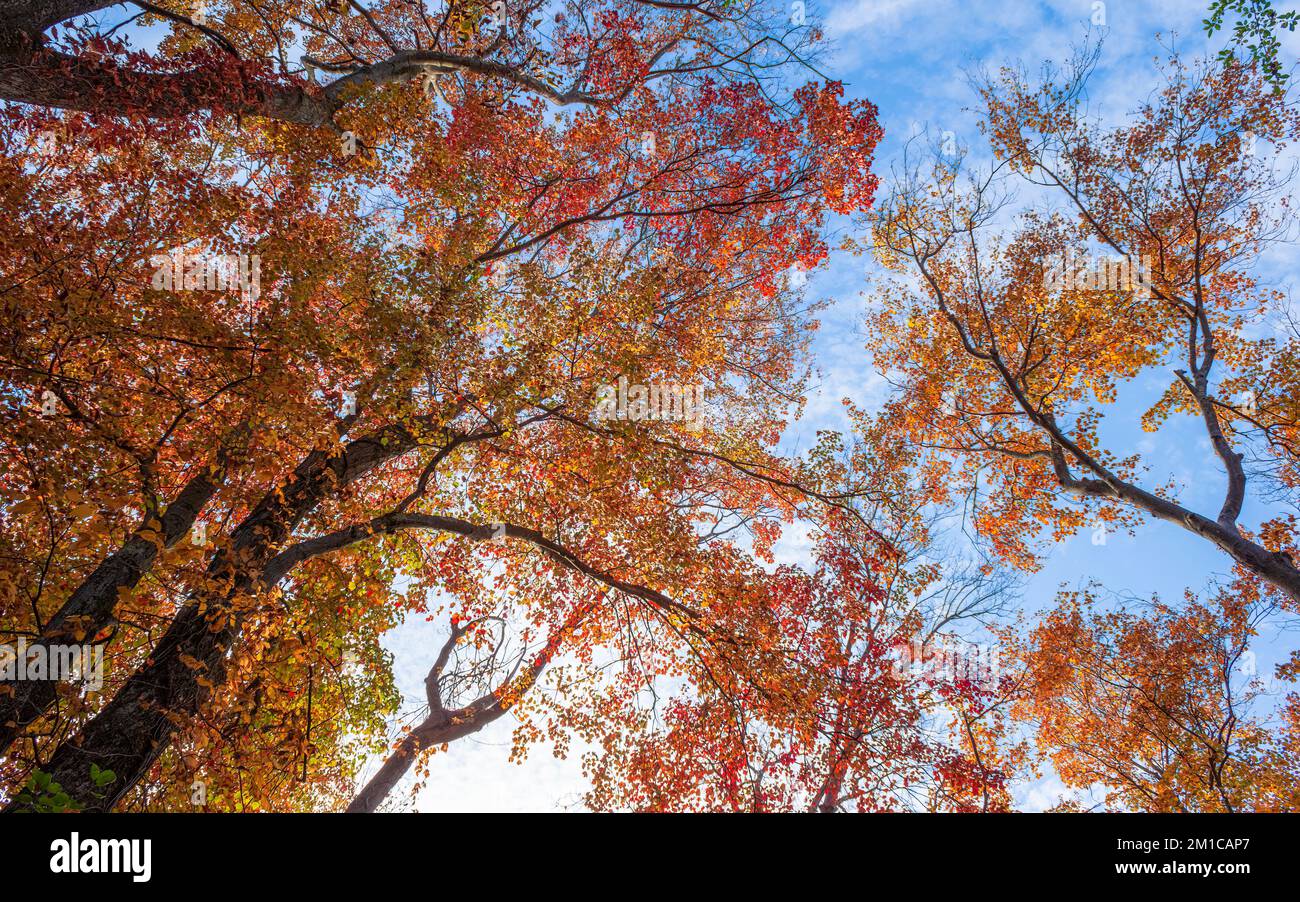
[0,467,220,751]
[0,43,339,126]
[0,7,607,128]
[0,0,116,34]
[7,421,432,811]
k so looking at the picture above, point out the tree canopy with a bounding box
[0,1,1298,814]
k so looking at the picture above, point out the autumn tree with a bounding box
[344,525,837,813]
[1006,577,1300,812]
[582,423,1027,813]
[867,45,1300,601]
[0,0,885,810]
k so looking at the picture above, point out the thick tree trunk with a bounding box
[0,43,337,125]
[0,469,219,751]
[0,0,117,35]
[0,0,333,127]
[7,423,424,811]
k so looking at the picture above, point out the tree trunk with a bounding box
[346,735,424,814]
[0,469,219,751]
[6,423,423,812]
[345,710,503,813]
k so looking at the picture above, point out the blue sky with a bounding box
[807,0,1297,644]
[369,0,1300,811]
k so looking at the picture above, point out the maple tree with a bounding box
[335,427,1025,814]
[858,39,1300,813]
[0,0,890,811]
[867,46,1300,602]
[5,0,1296,818]
[581,426,1027,812]
[1005,576,1300,812]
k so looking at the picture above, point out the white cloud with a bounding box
[825,0,931,38]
